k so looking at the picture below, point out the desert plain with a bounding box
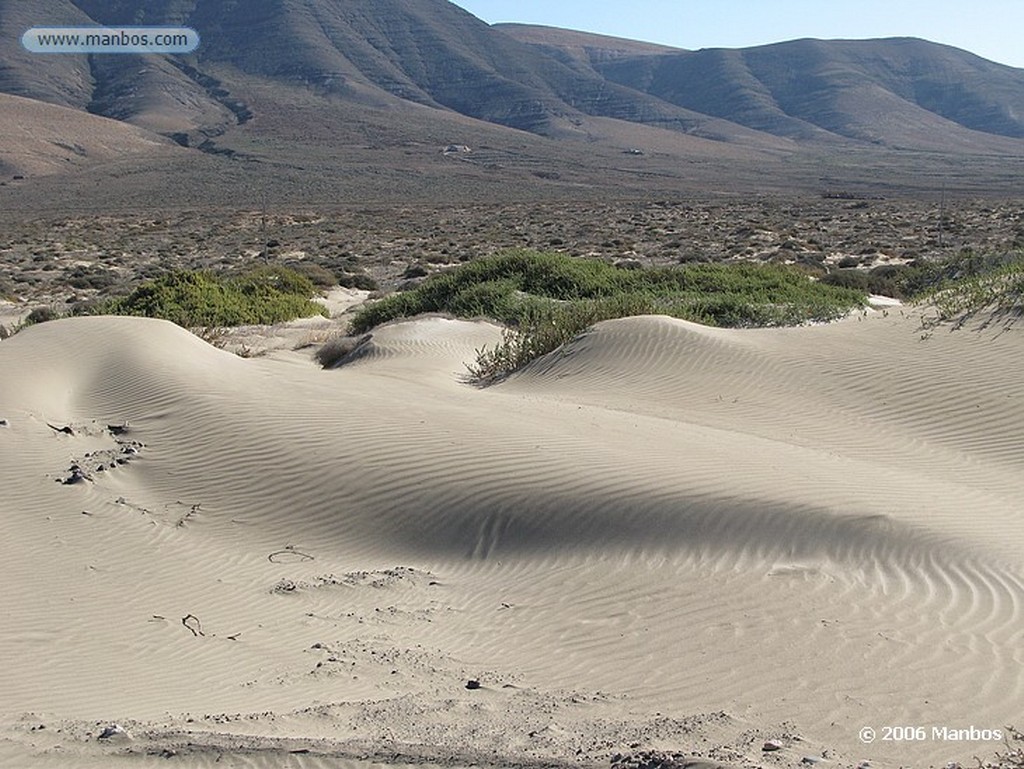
[0,198,1022,769]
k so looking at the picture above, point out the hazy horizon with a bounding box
[452,0,1024,69]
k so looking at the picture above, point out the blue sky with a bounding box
[451,1,1024,69]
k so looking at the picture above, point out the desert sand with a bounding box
[0,305,1021,768]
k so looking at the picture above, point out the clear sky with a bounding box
[451,0,1024,69]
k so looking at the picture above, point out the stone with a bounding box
[98,723,129,740]
[63,466,89,484]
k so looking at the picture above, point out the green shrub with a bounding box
[232,265,318,298]
[446,278,521,319]
[347,250,867,382]
[821,269,872,292]
[96,267,327,328]
[351,250,864,337]
[283,261,338,289]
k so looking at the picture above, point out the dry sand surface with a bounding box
[0,307,1021,769]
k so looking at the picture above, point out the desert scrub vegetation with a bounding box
[464,298,659,383]
[901,249,1024,327]
[350,250,867,333]
[347,249,867,382]
[91,266,328,328]
[820,263,915,298]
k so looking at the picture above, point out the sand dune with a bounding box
[0,311,1021,768]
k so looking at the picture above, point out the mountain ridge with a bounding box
[2,0,1024,201]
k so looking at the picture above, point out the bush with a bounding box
[337,272,379,291]
[351,250,865,335]
[232,265,318,299]
[347,250,867,381]
[403,263,429,279]
[284,261,338,289]
[820,264,925,299]
[821,269,872,292]
[64,265,118,291]
[25,306,61,325]
[95,267,327,328]
[901,249,1024,325]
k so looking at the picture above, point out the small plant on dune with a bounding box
[315,333,373,368]
[904,249,1024,329]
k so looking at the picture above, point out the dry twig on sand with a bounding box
[181,614,205,637]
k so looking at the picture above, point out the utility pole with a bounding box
[938,183,946,249]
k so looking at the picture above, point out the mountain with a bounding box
[0,92,180,177]
[0,0,242,135]
[494,23,682,73]
[23,0,765,144]
[2,0,1024,202]
[0,0,96,111]
[502,26,1024,150]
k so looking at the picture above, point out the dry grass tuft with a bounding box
[315,333,373,369]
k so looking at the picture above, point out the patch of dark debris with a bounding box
[270,566,433,595]
[54,422,145,484]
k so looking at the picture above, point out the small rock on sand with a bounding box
[98,723,129,740]
[62,465,89,484]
